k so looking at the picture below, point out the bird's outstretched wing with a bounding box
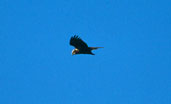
[70,35,88,49]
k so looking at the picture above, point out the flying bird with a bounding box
[70,35,103,55]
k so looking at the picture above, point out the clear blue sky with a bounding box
[0,0,171,104]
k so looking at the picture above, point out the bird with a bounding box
[70,35,103,55]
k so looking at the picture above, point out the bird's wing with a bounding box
[70,35,88,49]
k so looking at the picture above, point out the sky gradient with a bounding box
[0,0,171,104]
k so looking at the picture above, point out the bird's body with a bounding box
[72,47,94,55]
[70,35,103,55]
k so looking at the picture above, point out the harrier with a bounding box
[70,35,103,55]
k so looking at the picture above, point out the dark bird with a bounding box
[70,35,103,55]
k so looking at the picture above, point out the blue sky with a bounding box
[0,0,171,104]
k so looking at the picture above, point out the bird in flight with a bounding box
[70,35,103,55]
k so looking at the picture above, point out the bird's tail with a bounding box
[89,47,104,50]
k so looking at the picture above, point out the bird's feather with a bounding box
[70,35,88,50]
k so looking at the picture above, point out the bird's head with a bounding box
[72,48,79,55]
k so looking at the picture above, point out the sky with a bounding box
[0,0,171,104]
